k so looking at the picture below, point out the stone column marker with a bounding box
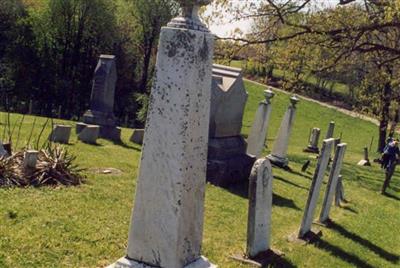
[325,121,335,139]
[108,1,216,267]
[304,128,320,154]
[298,138,335,239]
[247,89,275,158]
[267,96,299,168]
[319,143,347,223]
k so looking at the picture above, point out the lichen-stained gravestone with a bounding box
[247,158,274,258]
[80,55,121,141]
[267,96,300,168]
[207,64,255,186]
[298,138,335,238]
[108,1,216,268]
[304,128,321,154]
[319,143,347,223]
[247,90,275,158]
[325,121,335,139]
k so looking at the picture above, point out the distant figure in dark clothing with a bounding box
[381,139,400,194]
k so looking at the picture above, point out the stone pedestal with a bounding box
[81,54,120,141]
[246,90,275,158]
[78,125,99,144]
[130,129,144,145]
[247,158,274,258]
[298,138,335,238]
[23,150,38,169]
[304,128,320,154]
[108,2,215,267]
[325,121,335,139]
[267,96,299,168]
[49,125,72,144]
[319,143,347,223]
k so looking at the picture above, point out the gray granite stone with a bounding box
[247,90,275,158]
[49,125,71,144]
[23,150,38,169]
[325,121,335,139]
[299,138,335,238]
[209,64,248,138]
[247,158,274,258]
[130,129,144,145]
[108,2,215,267]
[78,125,99,144]
[76,122,87,134]
[267,96,299,167]
[319,143,347,223]
[335,175,345,206]
[304,128,320,154]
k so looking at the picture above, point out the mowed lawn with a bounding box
[1,80,399,267]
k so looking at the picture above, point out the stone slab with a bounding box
[78,125,99,144]
[107,256,216,268]
[49,125,72,144]
[298,138,335,238]
[130,129,145,145]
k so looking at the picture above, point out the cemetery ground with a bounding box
[0,81,399,268]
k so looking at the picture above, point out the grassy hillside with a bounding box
[0,80,399,267]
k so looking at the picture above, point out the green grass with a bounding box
[1,80,399,267]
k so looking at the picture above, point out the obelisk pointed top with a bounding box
[168,0,212,32]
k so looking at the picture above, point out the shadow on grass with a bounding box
[287,169,313,180]
[221,181,301,210]
[313,238,375,268]
[112,140,141,151]
[274,176,309,191]
[329,222,399,264]
[340,205,358,214]
[383,192,400,201]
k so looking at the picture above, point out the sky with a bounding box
[206,0,343,37]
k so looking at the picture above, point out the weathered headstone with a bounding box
[49,125,72,144]
[298,138,335,238]
[129,129,144,145]
[108,1,215,267]
[23,150,38,169]
[207,64,255,186]
[357,147,371,166]
[78,125,99,144]
[335,175,345,206]
[319,143,347,223]
[80,54,121,141]
[247,89,275,158]
[247,158,274,258]
[325,121,335,139]
[76,122,87,134]
[304,128,320,154]
[267,96,300,168]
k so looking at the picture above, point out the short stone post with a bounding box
[325,121,335,139]
[130,129,144,145]
[78,125,99,144]
[357,147,371,166]
[298,138,335,238]
[267,96,300,168]
[246,89,275,158]
[247,158,274,258]
[319,143,347,223]
[23,150,39,169]
[335,175,345,206]
[28,100,33,115]
[108,1,215,267]
[304,128,320,154]
[49,125,72,144]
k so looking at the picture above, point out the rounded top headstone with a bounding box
[264,89,275,103]
[168,0,211,32]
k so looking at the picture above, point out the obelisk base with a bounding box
[107,256,217,268]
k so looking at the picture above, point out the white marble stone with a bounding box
[319,143,347,223]
[78,125,99,144]
[23,150,38,169]
[325,121,335,139]
[246,90,275,158]
[49,125,71,144]
[299,138,335,238]
[109,3,215,267]
[267,96,299,167]
[305,128,321,153]
[247,158,274,258]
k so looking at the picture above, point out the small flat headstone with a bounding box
[78,125,99,144]
[49,125,72,144]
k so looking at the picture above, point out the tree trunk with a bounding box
[378,82,392,152]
